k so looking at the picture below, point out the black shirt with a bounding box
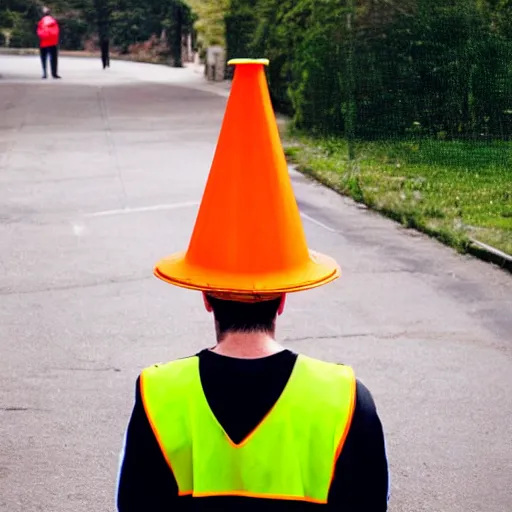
[117,349,389,511]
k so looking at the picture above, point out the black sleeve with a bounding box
[117,377,179,512]
[328,379,390,510]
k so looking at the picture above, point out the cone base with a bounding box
[154,251,340,295]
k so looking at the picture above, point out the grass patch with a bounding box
[283,132,512,255]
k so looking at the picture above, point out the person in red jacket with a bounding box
[37,7,61,79]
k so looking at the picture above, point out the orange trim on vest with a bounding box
[329,373,357,486]
[178,489,328,504]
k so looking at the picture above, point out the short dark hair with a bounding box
[206,295,282,338]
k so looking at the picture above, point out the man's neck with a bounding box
[211,332,284,359]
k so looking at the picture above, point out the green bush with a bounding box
[224,0,257,60]
[0,9,16,28]
[9,20,37,48]
[59,15,89,50]
[1,1,40,48]
[224,0,512,139]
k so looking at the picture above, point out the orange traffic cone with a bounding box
[154,58,340,297]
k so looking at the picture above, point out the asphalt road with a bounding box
[1,55,511,512]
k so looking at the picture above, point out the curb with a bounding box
[0,48,39,55]
[0,48,172,64]
[288,161,512,275]
[0,48,92,57]
[468,239,512,273]
[0,48,161,62]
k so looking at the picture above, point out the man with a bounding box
[37,7,61,79]
[117,58,389,511]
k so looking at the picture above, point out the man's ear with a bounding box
[202,292,213,313]
[277,294,286,316]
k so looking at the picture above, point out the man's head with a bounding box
[42,6,50,16]
[203,293,286,341]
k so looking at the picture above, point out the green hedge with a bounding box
[9,20,38,48]
[225,0,512,139]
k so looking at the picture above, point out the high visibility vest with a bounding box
[141,354,356,504]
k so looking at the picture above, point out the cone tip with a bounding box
[228,58,269,67]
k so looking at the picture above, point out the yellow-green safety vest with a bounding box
[141,354,355,504]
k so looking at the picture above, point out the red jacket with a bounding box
[37,16,59,48]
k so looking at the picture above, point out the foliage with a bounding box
[0,0,40,48]
[58,11,89,49]
[224,0,512,139]
[0,0,194,65]
[187,0,227,49]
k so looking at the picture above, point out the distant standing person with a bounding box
[100,38,110,69]
[37,7,61,79]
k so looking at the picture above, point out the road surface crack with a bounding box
[0,275,151,296]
